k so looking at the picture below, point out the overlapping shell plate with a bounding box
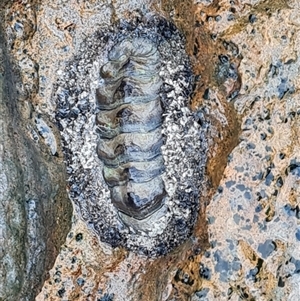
[54,13,208,256]
[96,36,166,220]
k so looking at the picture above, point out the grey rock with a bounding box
[0,21,72,301]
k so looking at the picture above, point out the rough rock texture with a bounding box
[197,0,300,299]
[0,7,72,301]
[2,0,300,300]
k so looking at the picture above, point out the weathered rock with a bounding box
[0,16,72,301]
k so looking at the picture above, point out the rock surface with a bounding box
[0,7,72,301]
[1,0,300,300]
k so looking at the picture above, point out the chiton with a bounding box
[54,13,208,256]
